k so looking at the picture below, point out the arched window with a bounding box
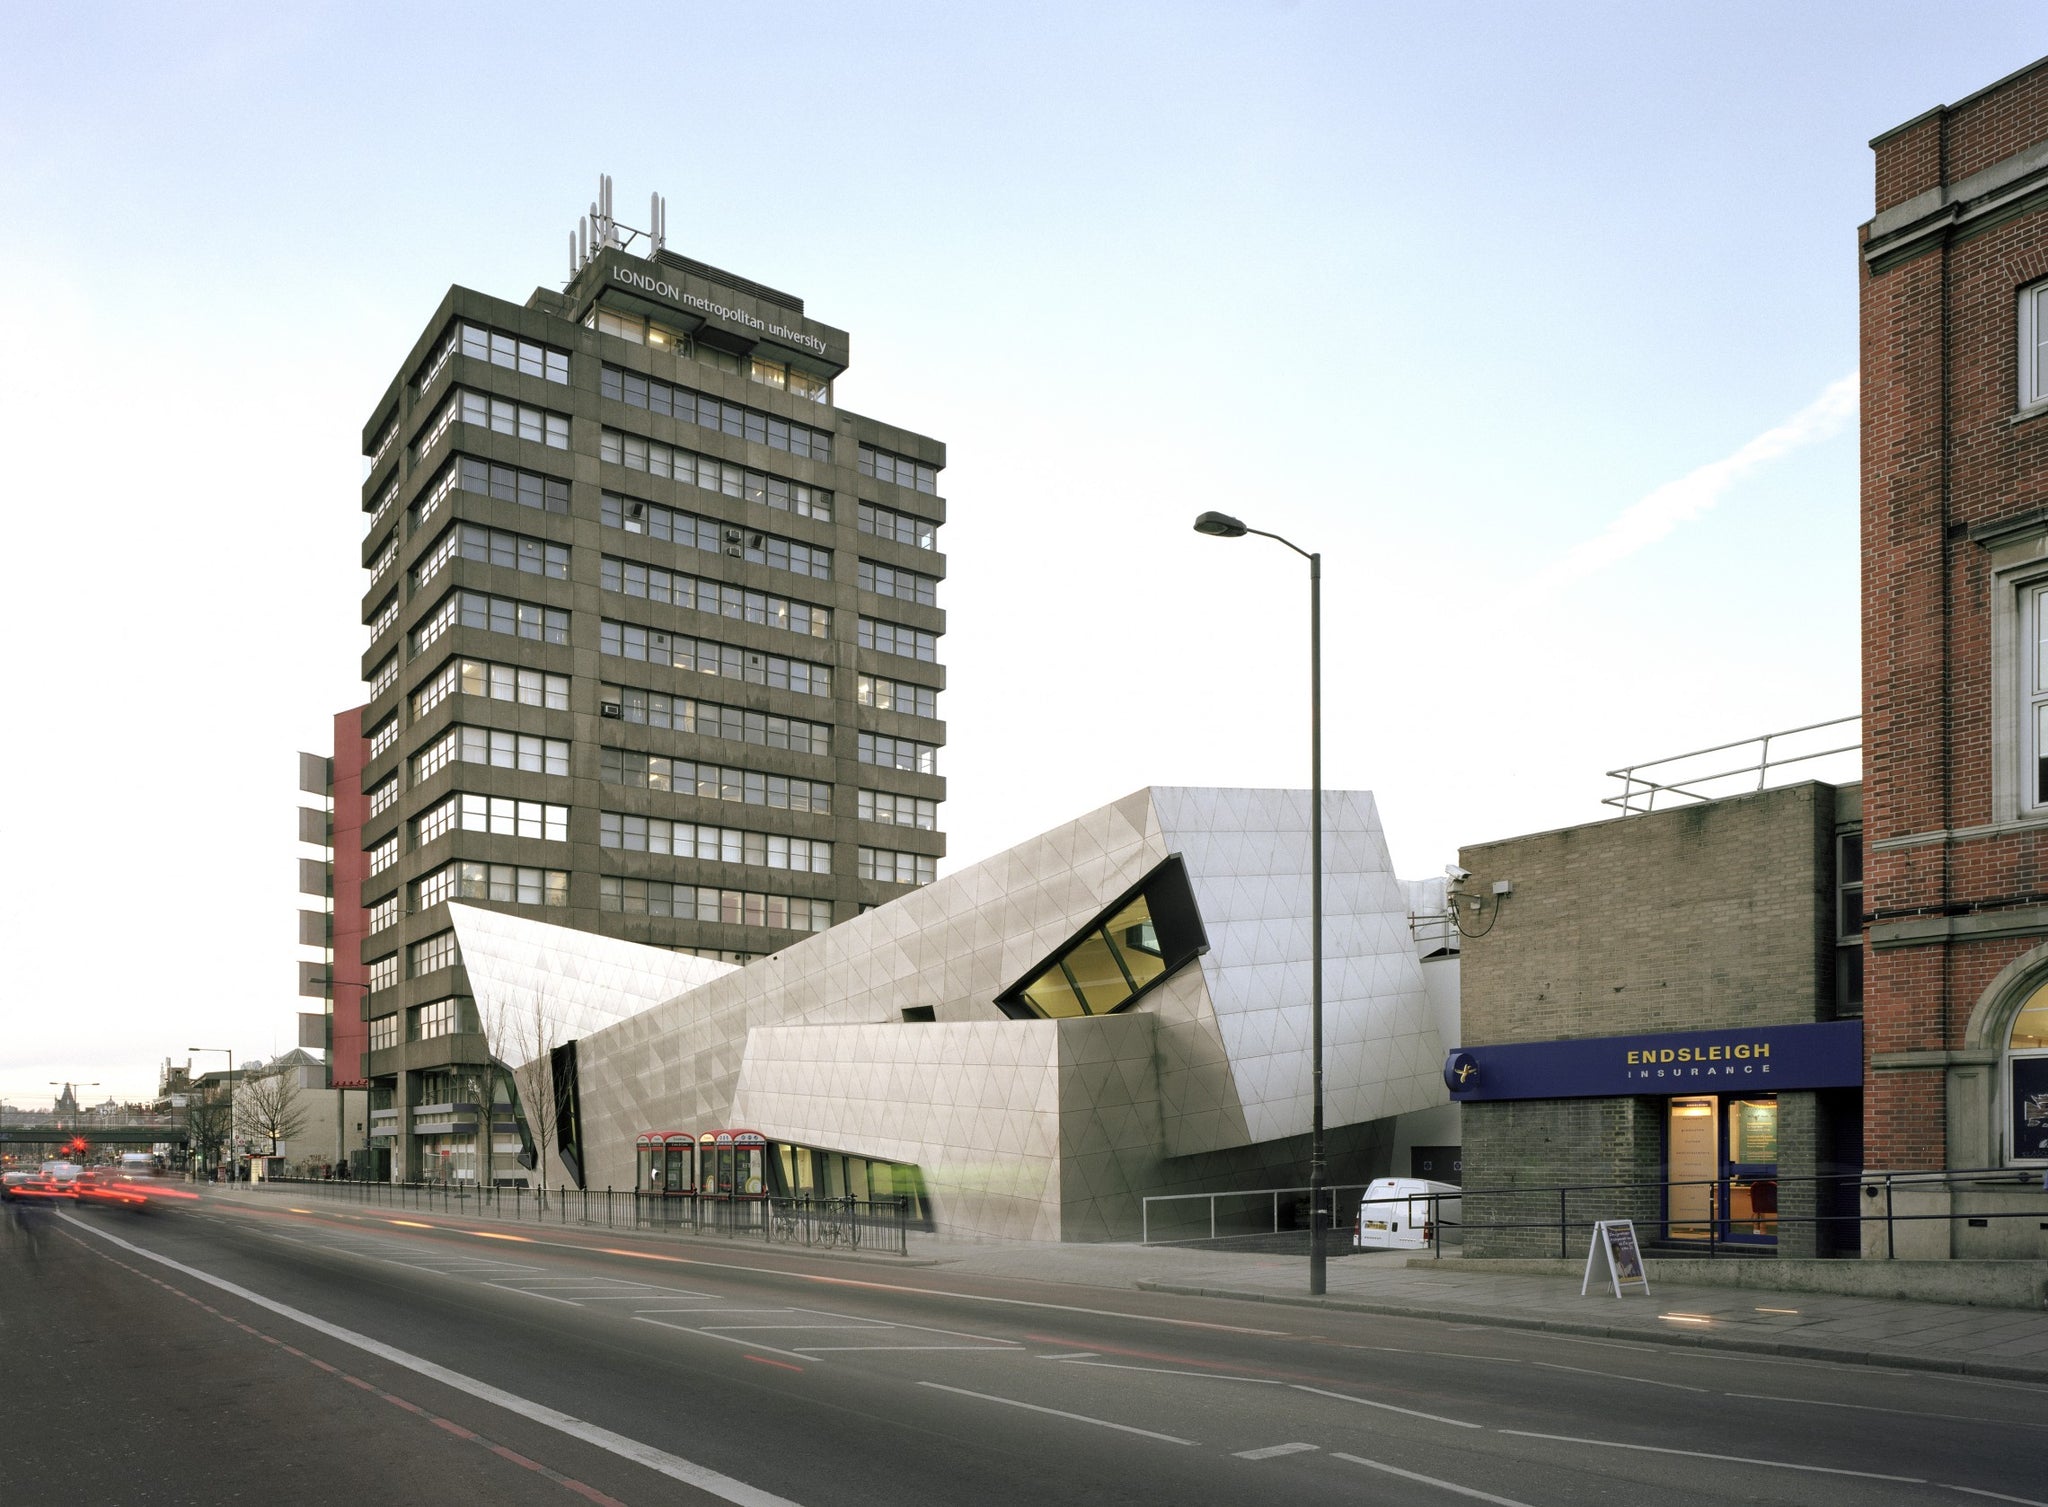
[2008,982,2048,1163]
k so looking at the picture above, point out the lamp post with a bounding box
[1193,510,1328,1296]
[187,1048,234,1186]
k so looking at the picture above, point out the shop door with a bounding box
[1666,1097,1718,1237]
[1722,1097,1779,1244]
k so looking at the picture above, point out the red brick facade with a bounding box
[1862,58,2048,1169]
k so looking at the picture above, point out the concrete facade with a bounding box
[303,231,949,1182]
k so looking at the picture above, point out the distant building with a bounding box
[1861,58,2048,1244]
[300,189,948,1184]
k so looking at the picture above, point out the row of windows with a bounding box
[599,813,832,873]
[858,789,939,830]
[415,658,570,721]
[370,1014,399,1051]
[599,365,832,460]
[368,654,398,701]
[415,726,570,783]
[410,929,459,977]
[369,834,397,875]
[857,674,938,720]
[414,998,460,1041]
[602,684,831,756]
[858,559,939,607]
[599,877,832,931]
[421,389,570,458]
[426,455,572,529]
[600,619,831,697]
[367,593,400,644]
[368,715,399,760]
[859,847,936,885]
[591,306,717,360]
[749,354,830,404]
[600,746,831,812]
[857,500,938,551]
[858,444,939,495]
[417,523,568,592]
[414,591,570,658]
[599,487,832,579]
[368,420,398,472]
[368,536,398,588]
[594,433,831,521]
[369,954,398,993]
[417,860,570,912]
[859,731,940,775]
[368,894,398,933]
[419,320,571,392]
[859,618,938,663]
[366,475,398,529]
[600,557,828,638]
[416,793,569,846]
[369,775,399,817]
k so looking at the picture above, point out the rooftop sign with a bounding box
[611,265,829,357]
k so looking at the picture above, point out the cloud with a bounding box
[1509,373,1858,604]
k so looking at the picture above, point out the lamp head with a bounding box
[1193,510,1248,538]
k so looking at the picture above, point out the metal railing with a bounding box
[1604,715,1861,816]
[257,1177,913,1256]
[1144,1165,2048,1260]
[1140,1182,1375,1247]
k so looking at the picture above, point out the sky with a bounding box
[2,2,2042,1106]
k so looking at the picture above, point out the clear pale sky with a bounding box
[3,3,2041,1105]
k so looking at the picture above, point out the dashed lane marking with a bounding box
[1234,1443,1317,1460]
[916,1382,1198,1446]
[1333,1452,1535,1506]
[1496,1429,1926,1482]
[1291,1384,1481,1430]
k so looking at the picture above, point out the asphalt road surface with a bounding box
[6,1192,2045,1507]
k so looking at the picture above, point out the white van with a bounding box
[1353,1177,1461,1250]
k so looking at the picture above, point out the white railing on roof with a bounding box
[1604,715,1861,816]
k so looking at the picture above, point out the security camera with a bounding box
[1444,865,1472,883]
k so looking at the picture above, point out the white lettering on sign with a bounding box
[611,266,828,356]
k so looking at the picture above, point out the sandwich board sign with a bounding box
[1582,1219,1650,1298]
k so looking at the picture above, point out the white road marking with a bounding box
[1497,1429,1926,1482]
[1235,1442,1318,1460]
[1531,1361,1708,1393]
[1941,1485,2048,1506]
[1333,1452,1535,1506]
[494,1287,582,1306]
[1057,1360,1277,1384]
[1292,1384,1481,1429]
[1722,1392,2048,1431]
[699,1323,888,1332]
[917,1382,1197,1445]
[634,1319,812,1363]
[1037,1351,1100,1361]
[801,1344,1021,1353]
[66,1214,806,1507]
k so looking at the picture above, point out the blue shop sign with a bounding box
[1444,1020,1863,1103]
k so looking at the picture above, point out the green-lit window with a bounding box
[995,856,1208,1020]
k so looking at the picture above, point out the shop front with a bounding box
[1447,1021,1863,1252]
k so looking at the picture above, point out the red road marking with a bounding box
[745,1354,804,1372]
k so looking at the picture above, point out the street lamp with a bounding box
[1192,509,1329,1296]
[188,1048,234,1187]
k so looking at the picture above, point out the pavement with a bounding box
[233,1184,2048,1386]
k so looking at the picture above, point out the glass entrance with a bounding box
[1664,1094,1779,1245]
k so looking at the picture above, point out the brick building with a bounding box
[1862,60,2048,1220]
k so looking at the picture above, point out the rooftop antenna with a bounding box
[650,192,666,254]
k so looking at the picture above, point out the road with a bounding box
[5,1190,2045,1507]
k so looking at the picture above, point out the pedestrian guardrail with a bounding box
[258,1177,913,1256]
[1143,1165,2048,1260]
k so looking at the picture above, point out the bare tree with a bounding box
[473,976,562,1194]
[185,1090,230,1177]
[237,1065,309,1157]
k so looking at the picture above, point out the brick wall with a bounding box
[1457,782,1838,1050]
[1863,62,2048,1169]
